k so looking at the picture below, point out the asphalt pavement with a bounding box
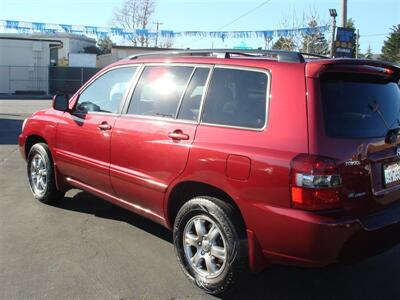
[1,99,399,300]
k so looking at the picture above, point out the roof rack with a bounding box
[128,49,329,63]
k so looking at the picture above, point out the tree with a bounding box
[380,24,400,63]
[114,0,155,47]
[301,19,329,55]
[272,36,296,51]
[364,44,373,59]
[97,36,113,55]
[83,45,100,55]
[159,37,174,48]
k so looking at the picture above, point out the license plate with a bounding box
[383,162,400,186]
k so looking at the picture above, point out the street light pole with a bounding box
[153,21,163,47]
[341,0,348,27]
[329,9,337,58]
[355,29,360,58]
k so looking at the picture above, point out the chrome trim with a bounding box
[65,177,165,222]
[118,113,198,125]
[136,62,215,68]
[72,111,119,117]
[198,64,271,132]
[74,64,141,115]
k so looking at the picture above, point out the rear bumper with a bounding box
[248,201,400,268]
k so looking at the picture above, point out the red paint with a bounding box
[19,56,400,272]
[226,155,251,180]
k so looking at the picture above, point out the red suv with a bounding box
[19,50,400,295]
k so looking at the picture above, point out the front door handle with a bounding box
[168,130,189,140]
[98,121,112,131]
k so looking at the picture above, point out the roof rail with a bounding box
[128,49,329,63]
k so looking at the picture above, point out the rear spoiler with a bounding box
[306,59,400,79]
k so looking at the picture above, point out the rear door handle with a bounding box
[168,130,189,140]
[98,121,112,131]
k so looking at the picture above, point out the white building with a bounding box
[0,35,62,94]
[31,33,96,60]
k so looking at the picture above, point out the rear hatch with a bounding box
[306,60,400,216]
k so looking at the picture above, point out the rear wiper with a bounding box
[368,100,399,144]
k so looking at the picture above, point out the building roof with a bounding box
[0,33,62,45]
[31,32,96,43]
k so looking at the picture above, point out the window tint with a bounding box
[76,67,137,113]
[177,68,210,121]
[128,66,194,118]
[321,74,400,138]
[202,68,267,129]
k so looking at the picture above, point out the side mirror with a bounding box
[52,94,69,112]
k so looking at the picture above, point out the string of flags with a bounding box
[1,19,329,42]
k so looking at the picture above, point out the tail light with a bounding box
[290,154,343,211]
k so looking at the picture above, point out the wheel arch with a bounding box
[166,180,246,232]
[24,135,67,192]
[166,180,269,273]
[25,135,48,158]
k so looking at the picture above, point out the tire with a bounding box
[173,196,248,295]
[27,143,65,204]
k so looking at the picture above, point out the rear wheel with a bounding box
[27,143,64,204]
[173,196,248,295]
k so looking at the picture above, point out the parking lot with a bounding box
[1,99,399,300]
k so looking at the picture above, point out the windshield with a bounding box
[321,73,400,139]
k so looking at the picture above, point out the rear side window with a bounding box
[321,73,400,138]
[201,68,268,129]
[128,66,194,118]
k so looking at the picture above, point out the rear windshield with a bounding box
[321,73,400,139]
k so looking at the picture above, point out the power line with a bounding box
[153,21,163,47]
[216,0,272,31]
[361,33,389,37]
[187,0,273,47]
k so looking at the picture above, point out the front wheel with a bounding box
[173,196,248,295]
[27,143,65,204]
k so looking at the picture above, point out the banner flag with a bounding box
[1,19,329,42]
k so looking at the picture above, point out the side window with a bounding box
[177,68,210,121]
[76,67,137,114]
[201,68,268,129]
[128,66,194,118]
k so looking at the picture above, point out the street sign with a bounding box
[334,27,355,58]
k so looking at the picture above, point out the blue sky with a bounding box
[1,0,399,53]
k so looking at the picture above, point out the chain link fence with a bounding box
[0,66,100,96]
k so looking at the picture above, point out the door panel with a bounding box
[55,113,116,195]
[55,66,138,195]
[109,65,211,217]
[110,117,197,217]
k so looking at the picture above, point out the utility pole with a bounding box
[153,21,163,47]
[341,0,348,27]
[329,9,338,58]
[355,29,360,58]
